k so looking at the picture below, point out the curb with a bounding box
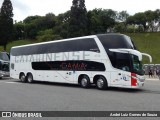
[145,78,160,81]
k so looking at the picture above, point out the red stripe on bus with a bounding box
[131,73,137,86]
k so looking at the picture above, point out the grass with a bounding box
[126,32,160,64]
[1,32,160,64]
[0,39,36,52]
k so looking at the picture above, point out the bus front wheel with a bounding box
[96,76,108,90]
[80,75,90,88]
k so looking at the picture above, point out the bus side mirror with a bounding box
[141,53,152,63]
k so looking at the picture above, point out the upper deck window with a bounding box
[11,38,99,56]
[98,34,137,50]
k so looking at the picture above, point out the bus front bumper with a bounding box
[0,71,10,77]
[131,79,145,88]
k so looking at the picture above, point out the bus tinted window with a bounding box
[110,53,131,71]
[32,61,105,71]
[0,53,9,61]
[98,34,136,50]
[11,38,99,56]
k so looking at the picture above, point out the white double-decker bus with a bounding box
[10,34,152,89]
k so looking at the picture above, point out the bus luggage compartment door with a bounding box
[110,71,121,85]
[64,71,76,83]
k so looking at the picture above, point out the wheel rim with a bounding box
[97,79,104,88]
[28,75,32,82]
[81,78,87,87]
[21,75,25,82]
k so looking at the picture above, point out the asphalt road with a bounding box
[0,78,160,120]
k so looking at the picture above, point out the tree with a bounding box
[23,14,56,40]
[154,9,160,23]
[13,22,25,40]
[99,9,117,32]
[87,9,103,34]
[117,11,129,32]
[126,12,147,32]
[54,11,71,38]
[144,10,156,32]
[87,9,117,34]
[68,0,88,37]
[0,0,13,50]
[23,16,42,39]
[36,29,62,42]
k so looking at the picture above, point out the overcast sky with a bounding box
[0,0,160,21]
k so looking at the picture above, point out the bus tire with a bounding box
[20,73,27,83]
[96,76,108,90]
[80,75,90,88]
[27,73,34,83]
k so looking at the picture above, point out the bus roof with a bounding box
[11,33,127,49]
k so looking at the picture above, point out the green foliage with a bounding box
[114,23,126,32]
[13,22,25,40]
[23,15,41,24]
[118,11,129,22]
[0,0,13,50]
[87,9,103,34]
[10,0,160,51]
[126,10,159,32]
[54,11,70,38]
[0,0,13,18]
[68,0,88,37]
[126,25,135,33]
[22,14,56,40]
[87,8,117,34]
[0,39,34,52]
[126,32,160,64]
[36,29,62,42]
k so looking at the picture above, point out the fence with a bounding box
[143,64,160,75]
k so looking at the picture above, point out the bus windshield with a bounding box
[98,34,144,75]
[0,52,10,72]
[108,52,144,75]
[132,55,144,75]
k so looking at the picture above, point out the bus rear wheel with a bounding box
[96,76,108,90]
[27,73,34,83]
[20,73,26,83]
[80,75,90,88]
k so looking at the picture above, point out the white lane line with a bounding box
[146,79,159,81]
[5,82,22,84]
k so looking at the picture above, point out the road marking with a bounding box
[5,82,22,84]
[146,79,159,81]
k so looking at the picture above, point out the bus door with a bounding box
[10,56,19,77]
[10,62,18,77]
